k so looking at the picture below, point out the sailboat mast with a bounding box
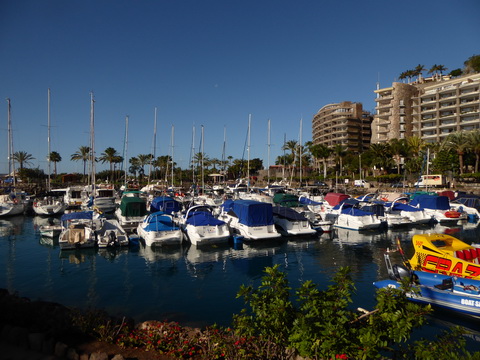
[148,107,157,184]
[123,115,129,189]
[47,89,51,191]
[267,119,271,185]
[171,125,174,188]
[90,92,96,196]
[201,125,204,194]
[222,126,226,184]
[247,114,251,190]
[299,117,302,186]
[6,98,15,186]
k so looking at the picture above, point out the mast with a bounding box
[191,125,196,185]
[222,126,226,184]
[123,116,129,189]
[299,117,302,187]
[47,89,51,191]
[148,107,157,184]
[6,98,15,187]
[89,92,96,199]
[267,119,271,185]
[247,114,251,190]
[170,125,174,189]
[201,125,204,194]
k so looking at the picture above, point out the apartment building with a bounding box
[311,101,372,153]
[372,73,480,144]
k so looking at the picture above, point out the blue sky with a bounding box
[1,0,479,175]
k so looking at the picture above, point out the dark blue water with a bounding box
[1,214,480,349]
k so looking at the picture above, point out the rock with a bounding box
[28,332,45,351]
[89,351,109,360]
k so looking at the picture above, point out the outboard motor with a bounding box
[384,253,411,281]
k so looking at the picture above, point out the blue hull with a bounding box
[374,271,480,317]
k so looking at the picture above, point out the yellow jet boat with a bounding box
[408,233,480,279]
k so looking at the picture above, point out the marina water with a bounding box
[1,214,480,348]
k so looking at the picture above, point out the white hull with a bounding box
[39,224,62,238]
[219,214,281,241]
[0,202,25,217]
[328,213,383,231]
[183,223,231,246]
[33,201,66,216]
[114,208,147,232]
[97,219,129,248]
[274,218,317,236]
[59,225,96,249]
[137,226,184,247]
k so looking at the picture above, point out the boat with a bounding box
[374,252,480,317]
[33,192,66,216]
[272,205,317,236]
[180,204,231,246]
[409,194,467,224]
[33,89,67,217]
[325,198,384,231]
[385,197,433,226]
[407,233,480,279]
[149,195,182,216]
[58,211,98,250]
[115,193,149,233]
[82,186,117,214]
[96,218,129,248]
[39,223,62,238]
[1,99,26,217]
[218,199,281,241]
[62,186,88,209]
[137,211,184,247]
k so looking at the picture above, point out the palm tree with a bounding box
[414,64,426,81]
[48,151,62,176]
[99,147,120,181]
[468,130,480,172]
[13,151,35,170]
[71,146,91,178]
[367,143,392,175]
[443,132,470,174]
[282,140,298,178]
[310,144,331,179]
[388,138,408,174]
[332,144,346,176]
[136,154,153,179]
[129,157,140,179]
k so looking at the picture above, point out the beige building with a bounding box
[312,101,372,153]
[372,73,480,144]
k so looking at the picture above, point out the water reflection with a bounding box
[0,216,25,237]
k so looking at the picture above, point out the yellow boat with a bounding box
[408,233,480,279]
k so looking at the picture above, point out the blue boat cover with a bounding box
[410,195,450,210]
[389,202,420,212]
[231,200,274,226]
[185,211,225,226]
[272,206,307,221]
[221,199,235,212]
[61,211,93,221]
[143,211,179,232]
[150,196,182,214]
[340,207,373,216]
[298,197,323,205]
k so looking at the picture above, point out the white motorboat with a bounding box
[385,197,433,226]
[96,218,129,248]
[82,186,117,214]
[115,192,149,233]
[39,223,62,238]
[180,205,230,246]
[326,198,383,231]
[218,199,281,241]
[58,211,98,250]
[137,211,184,247]
[272,205,317,236]
[410,194,467,224]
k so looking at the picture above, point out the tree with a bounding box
[413,64,426,81]
[468,130,480,173]
[464,54,480,74]
[13,151,35,170]
[388,138,408,174]
[128,157,140,178]
[48,151,62,176]
[136,154,153,179]
[71,146,91,179]
[99,147,120,181]
[443,132,470,175]
[332,144,347,176]
[310,143,331,179]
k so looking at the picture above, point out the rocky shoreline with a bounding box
[0,289,174,360]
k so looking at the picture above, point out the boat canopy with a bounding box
[454,194,480,211]
[410,195,450,210]
[150,196,182,214]
[231,200,274,226]
[119,197,148,217]
[186,211,226,226]
[143,212,179,231]
[388,202,420,212]
[273,193,299,207]
[324,193,349,206]
[220,199,235,212]
[272,206,307,221]
[298,196,322,206]
[61,211,93,221]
